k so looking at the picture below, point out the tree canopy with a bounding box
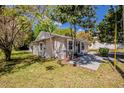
[50,5,96,31]
[34,18,57,39]
[76,31,94,45]
[0,6,33,60]
[50,5,96,53]
[53,28,74,37]
[98,5,124,43]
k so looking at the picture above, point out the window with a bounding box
[40,43,43,50]
[81,42,84,50]
[68,41,73,50]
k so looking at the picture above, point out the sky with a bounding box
[59,5,110,31]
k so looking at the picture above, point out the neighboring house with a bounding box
[30,31,88,59]
[89,40,124,49]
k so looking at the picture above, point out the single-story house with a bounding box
[30,31,88,59]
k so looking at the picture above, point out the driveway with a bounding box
[107,52,124,63]
[69,51,124,71]
[69,53,104,71]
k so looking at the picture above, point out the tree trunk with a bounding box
[73,24,76,53]
[3,49,12,61]
[49,29,54,59]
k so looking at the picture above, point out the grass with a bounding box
[109,49,124,53]
[88,48,124,53]
[0,50,124,88]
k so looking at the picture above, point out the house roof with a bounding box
[36,31,71,40]
[32,31,87,43]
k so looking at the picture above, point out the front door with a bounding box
[76,41,80,53]
[77,42,80,53]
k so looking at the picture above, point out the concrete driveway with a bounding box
[69,51,124,71]
[69,54,104,71]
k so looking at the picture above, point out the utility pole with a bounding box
[114,6,117,68]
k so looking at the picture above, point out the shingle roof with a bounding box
[34,31,87,43]
[35,31,71,41]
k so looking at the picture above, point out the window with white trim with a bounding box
[40,43,43,50]
[68,40,73,50]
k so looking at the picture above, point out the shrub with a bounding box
[99,48,109,57]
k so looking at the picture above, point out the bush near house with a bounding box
[99,48,109,57]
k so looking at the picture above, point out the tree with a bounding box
[98,5,124,43]
[50,5,96,53]
[33,17,58,58]
[0,5,4,14]
[15,5,49,40]
[53,28,74,37]
[34,18,57,39]
[0,6,32,61]
[14,17,32,50]
[76,31,94,45]
[34,24,42,39]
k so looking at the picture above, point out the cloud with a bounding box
[78,28,83,32]
[54,21,62,26]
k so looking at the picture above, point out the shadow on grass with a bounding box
[46,66,56,71]
[109,52,124,59]
[115,65,124,79]
[0,55,54,76]
[95,52,124,79]
[108,58,124,79]
[107,52,124,79]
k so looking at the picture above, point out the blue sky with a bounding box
[96,5,110,23]
[59,5,110,31]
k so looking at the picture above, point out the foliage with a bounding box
[99,48,109,57]
[34,18,57,39]
[50,5,96,35]
[50,5,96,52]
[0,5,4,14]
[98,5,124,43]
[15,5,49,40]
[14,16,33,50]
[50,5,96,30]
[53,28,74,37]
[76,31,94,45]
[33,24,42,39]
[0,5,50,59]
[0,6,32,60]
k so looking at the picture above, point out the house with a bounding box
[88,37,124,49]
[30,31,88,59]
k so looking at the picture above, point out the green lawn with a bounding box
[88,48,124,53]
[0,51,124,88]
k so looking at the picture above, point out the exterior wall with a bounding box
[118,44,124,49]
[31,36,88,59]
[29,45,33,52]
[32,43,40,56]
[53,37,67,59]
[45,39,53,58]
[80,41,88,53]
[31,38,67,59]
[32,40,53,58]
